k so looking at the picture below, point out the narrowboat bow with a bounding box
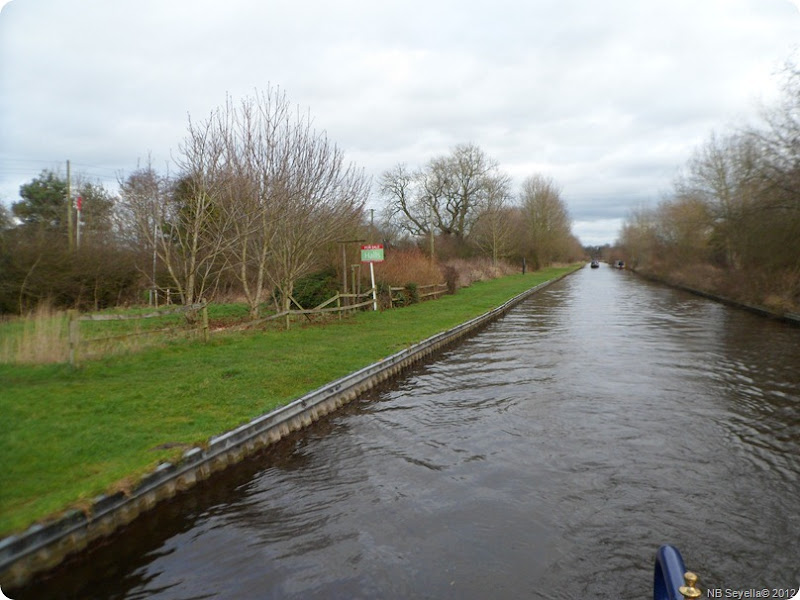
[654,545,702,599]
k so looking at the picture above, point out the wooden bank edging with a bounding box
[0,269,575,589]
[630,269,800,326]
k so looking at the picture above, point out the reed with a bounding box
[0,304,69,365]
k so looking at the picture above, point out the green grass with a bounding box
[0,266,576,537]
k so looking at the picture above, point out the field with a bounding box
[0,266,577,537]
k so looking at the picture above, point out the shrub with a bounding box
[441,258,518,289]
[373,248,442,287]
[290,268,340,309]
[376,281,393,310]
[442,265,458,295]
[401,282,420,306]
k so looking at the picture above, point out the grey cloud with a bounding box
[1,0,798,246]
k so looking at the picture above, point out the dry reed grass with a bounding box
[0,304,69,364]
[640,263,800,314]
[0,304,198,365]
[372,250,519,291]
[373,248,443,287]
[442,258,518,288]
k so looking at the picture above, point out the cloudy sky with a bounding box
[1,0,798,245]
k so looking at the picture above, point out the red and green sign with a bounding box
[360,244,384,263]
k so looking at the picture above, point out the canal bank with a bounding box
[630,268,800,326]
[0,267,579,590]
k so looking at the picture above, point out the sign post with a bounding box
[360,244,384,311]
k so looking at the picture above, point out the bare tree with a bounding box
[203,88,368,316]
[751,62,800,205]
[166,116,239,305]
[213,91,289,318]
[380,143,510,247]
[652,194,712,266]
[518,175,573,269]
[675,133,762,269]
[618,205,661,270]
[267,113,368,312]
[617,59,800,311]
[470,178,515,265]
[380,163,428,236]
[117,159,173,297]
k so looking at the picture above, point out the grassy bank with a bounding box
[0,266,576,537]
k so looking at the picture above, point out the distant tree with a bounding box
[12,170,68,230]
[0,204,12,230]
[517,175,573,269]
[675,133,761,269]
[380,163,424,235]
[618,205,660,270]
[470,192,515,265]
[617,60,800,310]
[0,170,133,313]
[745,61,800,275]
[12,169,115,241]
[117,161,174,296]
[380,144,511,254]
[751,62,800,205]
[653,194,712,266]
[73,179,116,241]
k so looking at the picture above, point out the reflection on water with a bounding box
[15,266,800,599]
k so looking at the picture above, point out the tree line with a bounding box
[617,62,800,311]
[379,143,581,270]
[0,86,581,316]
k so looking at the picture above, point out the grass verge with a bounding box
[0,266,576,537]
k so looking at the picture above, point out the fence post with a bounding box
[201,304,209,342]
[337,294,342,320]
[68,310,79,367]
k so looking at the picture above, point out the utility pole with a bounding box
[369,208,373,243]
[76,196,82,249]
[429,204,435,265]
[66,159,74,251]
[151,211,158,307]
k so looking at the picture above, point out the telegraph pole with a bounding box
[429,204,435,265]
[76,196,82,249]
[66,159,74,251]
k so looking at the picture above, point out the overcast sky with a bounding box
[1,0,798,245]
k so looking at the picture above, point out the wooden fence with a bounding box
[228,282,448,331]
[226,290,377,332]
[389,283,448,306]
[68,303,208,366]
[66,281,449,361]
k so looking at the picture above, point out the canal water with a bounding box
[14,266,800,599]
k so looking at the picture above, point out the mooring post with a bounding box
[201,304,209,343]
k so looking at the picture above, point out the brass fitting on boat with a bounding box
[679,571,703,598]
